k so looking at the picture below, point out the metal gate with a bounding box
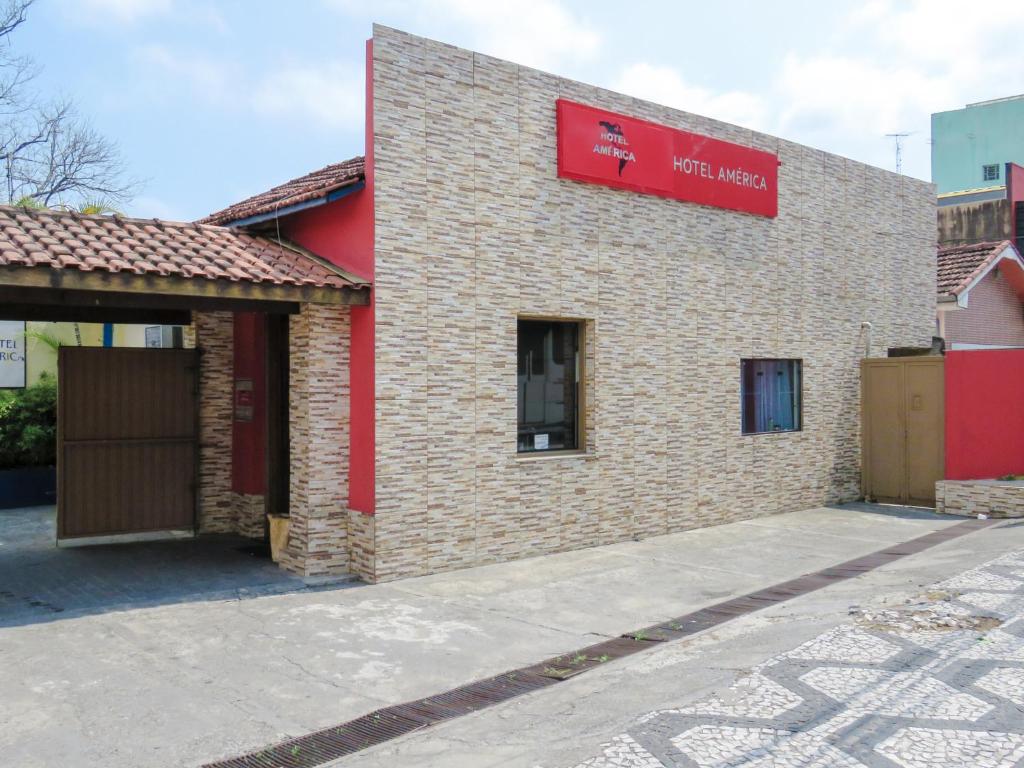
[861,356,944,506]
[57,347,199,539]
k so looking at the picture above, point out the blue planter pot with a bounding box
[0,466,56,509]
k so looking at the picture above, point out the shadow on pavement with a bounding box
[826,501,949,521]
[0,505,357,628]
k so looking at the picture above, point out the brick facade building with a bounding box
[205,26,937,583]
[936,240,1024,350]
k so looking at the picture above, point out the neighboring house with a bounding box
[936,240,1024,350]
[932,94,1024,195]
[935,161,1024,255]
[932,95,1024,256]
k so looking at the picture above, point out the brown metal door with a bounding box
[861,357,944,506]
[58,347,198,539]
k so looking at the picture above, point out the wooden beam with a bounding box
[0,266,371,306]
[0,304,191,324]
[0,286,301,315]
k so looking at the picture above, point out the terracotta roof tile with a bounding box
[937,240,1015,297]
[0,205,369,292]
[200,156,365,225]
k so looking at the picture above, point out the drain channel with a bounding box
[202,517,994,768]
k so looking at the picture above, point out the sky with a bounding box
[20,0,1024,221]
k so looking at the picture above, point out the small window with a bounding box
[983,164,1000,182]
[517,319,580,452]
[741,359,802,435]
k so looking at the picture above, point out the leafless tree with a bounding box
[0,1,136,209]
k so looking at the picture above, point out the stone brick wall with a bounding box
[369,25,937,582]
[936,480,1024,518]
[231,493,265,539]
[278,303,352,578]
[945,268,1024,348]
[195,311,234,534]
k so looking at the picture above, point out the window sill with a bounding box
[742,429,802,436]
[515,450,593,462]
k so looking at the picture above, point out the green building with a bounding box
[932,95,1024,194]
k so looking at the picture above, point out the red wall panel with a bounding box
[279,38,376,513]
[232,312,266,494]
[945,349,1024,479]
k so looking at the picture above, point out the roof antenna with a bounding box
[885,132,912,175]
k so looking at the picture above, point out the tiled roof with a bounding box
[201,156,365,225]
[937,240,1015,297]
[0,205,367,290]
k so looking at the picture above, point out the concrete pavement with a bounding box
[0,506,315,627]
[341,514,1024,768]
[3,504,1022,767]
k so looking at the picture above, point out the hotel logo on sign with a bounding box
[594,120,635,176]
[556,99,779,218]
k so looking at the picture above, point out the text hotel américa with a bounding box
[593,130,636,165]
[672,156,769,191]
[593,132,768,192]
[559,98,779,217]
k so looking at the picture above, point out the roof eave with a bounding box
[219,179,365,229]
[953,241,1017,297]
[0,265,370,306]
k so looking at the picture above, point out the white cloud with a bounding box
[854,0,1024,66]
[136,44,233,102]
[137,43,364,133]
[431,0,600,70]
[606,2,1024,180]
[772,53,952,177]
[611,63,767,131]
[66,0,172,23]
[58,0,227,30]
[251,63,365,132]
[325,0,601,71]
[775,52,955,137]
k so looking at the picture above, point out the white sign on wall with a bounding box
[0,320,26,388]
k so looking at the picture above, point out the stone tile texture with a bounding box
[369,25,937,581]
[568,546,1024,768]
[937,480,1024,518]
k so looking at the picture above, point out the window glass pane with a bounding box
[517,320,579,452]
[741,359,801,434]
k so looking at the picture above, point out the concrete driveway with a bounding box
[0,506,315,627]
[2,504,1022,768]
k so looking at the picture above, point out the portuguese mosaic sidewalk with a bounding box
[570,547,1024,768]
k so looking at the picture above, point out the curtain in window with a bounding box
[742,359,801,434]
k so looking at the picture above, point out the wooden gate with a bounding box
[861,356,944,506]
[57,347,199,539]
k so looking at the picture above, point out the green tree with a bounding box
[0,371,56,468]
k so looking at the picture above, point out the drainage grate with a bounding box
[202,517,994,768]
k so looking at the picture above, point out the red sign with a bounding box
[556,99,778,218]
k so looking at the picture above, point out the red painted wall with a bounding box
[945,349,1024,480]
[280,38,376,513]
[232,312,266,494]
[1008,163,1024,244]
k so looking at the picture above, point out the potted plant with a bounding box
[0,372,57,508]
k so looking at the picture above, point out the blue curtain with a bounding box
[753,360,799,432]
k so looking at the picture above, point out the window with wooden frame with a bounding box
[741,358,802,435]
[517,318,582,453]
